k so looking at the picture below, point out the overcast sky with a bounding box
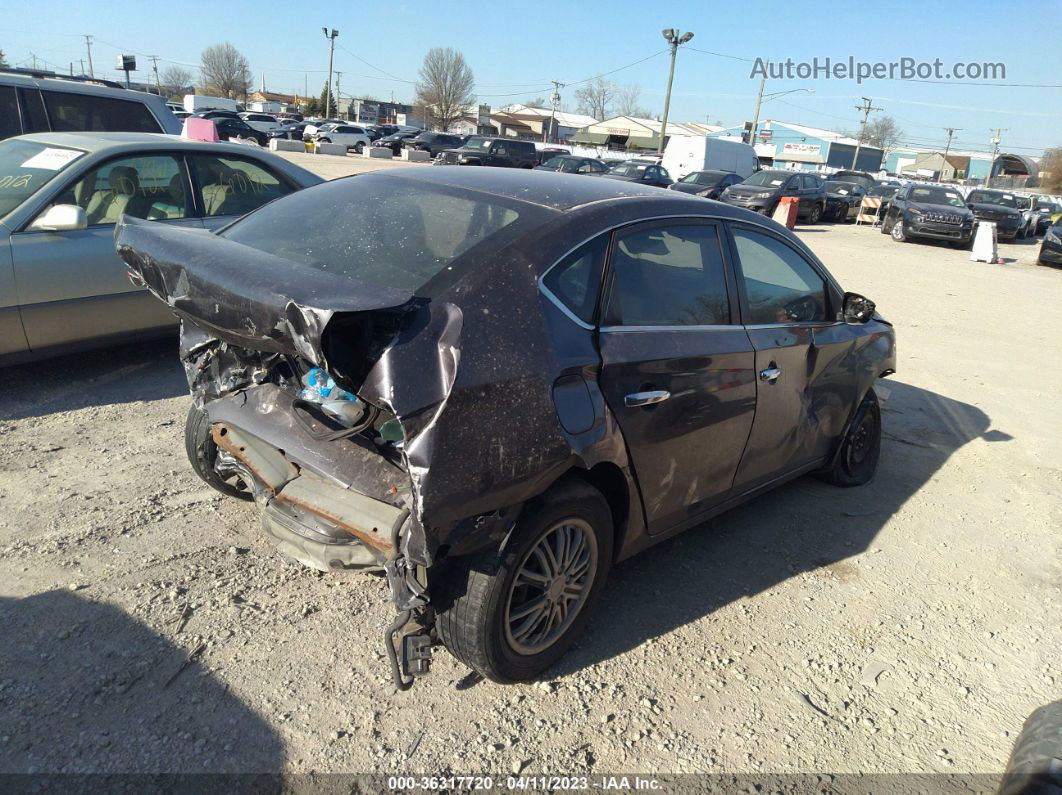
[2,0,1058,156]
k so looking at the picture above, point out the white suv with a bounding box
[316,124,371,153]
[239,113,282,134]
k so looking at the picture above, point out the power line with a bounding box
[686,46,755,63]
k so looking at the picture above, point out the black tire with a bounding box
[435,479,614,683]
[891,219,909,242]
[184,405,252,501]
[808,204,823,224]
[318,137,330,144]
[998,700,1062,795]
[355,142,365,154]
[818,389,881,487]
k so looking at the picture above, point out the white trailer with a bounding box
[662,137,759,180]
[183,94,239,113]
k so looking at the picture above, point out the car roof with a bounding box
[13,131,293,158]
[372,166,718,212]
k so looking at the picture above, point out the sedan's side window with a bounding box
[606,224,730,326]
[43,154,187,226]
[731,227,828,324]
[190,155,294,217]
[542,235,609,324]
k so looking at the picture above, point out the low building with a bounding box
[345,99,414,126]
[498,104,600,143]
[573,116,719,150]
[884,147,992,180]
[709,120,883,172]
[248,90,300,113]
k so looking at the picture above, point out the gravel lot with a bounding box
[0,199,1058,778]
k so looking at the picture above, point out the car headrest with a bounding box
[168,173,185,203]
[109,166,140,195]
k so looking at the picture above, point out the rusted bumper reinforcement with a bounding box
[211,422,402,570]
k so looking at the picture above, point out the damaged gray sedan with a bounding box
[115,168,896,687]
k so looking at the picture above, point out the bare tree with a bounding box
[199,43,251,100]
[0,49,8,68]
[159,65,194,101]
[1041,147,1062,192]
[414,48,475,131]
[574,78,614,121]
[615,84,651,118]
[525,97,547,109]
[863,116,904,150]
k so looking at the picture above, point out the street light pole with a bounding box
[659,28,694,154]
[322,27,339,118]
[940,127,960,182]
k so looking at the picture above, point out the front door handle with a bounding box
[760,367,782,383]
[625,390,670,407]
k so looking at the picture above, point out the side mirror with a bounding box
[842,292,875,324]
[27,204,87,232]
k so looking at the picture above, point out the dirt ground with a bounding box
[0,203,1058,779]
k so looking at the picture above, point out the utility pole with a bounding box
[986,128,1007,186]
[850,96,882,169]
[149,55,162,96]
[83,34,94,78]
[749,66,766,145]
[322,27,339,119]
[659,28,694,154]
[544,80,564,143]
[80,59,85,76]
[334,71,342,117]
[941,127,961,182]
[30,53,38,70]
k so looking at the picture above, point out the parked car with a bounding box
[964,188,1023,240]
[667,169,743,199]
[600,161,673,188]
[868,184,900,220]
[828,170,877,191]
[721,170,826,222]
[435,137,537,168]
[0,132,322,364]
[1038,220,1062,266]
[534,155,609,175]
[302,119,345,140]
[536,147,569,165]
[880,184,974,247]
[0,68,182,142]
[213,117,269,146]
[1013,195,1039,239]
[269,120,308,141]
[316,124,371,153]
[375,131,418,155]
[405,132,463,157]
[239,113,282,134]
[1034,199,1061,235]
[195,109,241,121]
[824,181,867,222]
[662,136,758,180]
[115,167,895,686]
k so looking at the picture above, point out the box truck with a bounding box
[183,94,240,113]
[663,137,759,180]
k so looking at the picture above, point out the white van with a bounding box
[183,94,239,113]
[662,137,758,181]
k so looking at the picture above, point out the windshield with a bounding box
[909,187,966,207]
[870,186,899,197]
[540,156,571,171]
[828,182,860,194]
[680,172,724,186]
[967,191,1017,208]
[221,175,556,292]
[460,137,493,151]
[0,140,86,218]
[741,172,787,188]
[607,162,648,177]
[1037,202,1059,213]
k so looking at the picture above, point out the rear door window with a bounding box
[43,91,161,133]
[542,235,609,324]
[18,89,48,133]
[190,154,295,218]
[0,86,21,139]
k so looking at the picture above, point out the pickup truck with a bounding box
[435,136,537,168]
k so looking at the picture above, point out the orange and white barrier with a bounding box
[856,196,882,225]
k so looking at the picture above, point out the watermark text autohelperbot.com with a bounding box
[750,57,1005,83]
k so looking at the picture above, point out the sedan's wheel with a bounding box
[355,142,365,154]
[817,389,881,487]
[184,405,252,500]
[435,480,613,682]
[808,204,822,224]
[891,220,908,242]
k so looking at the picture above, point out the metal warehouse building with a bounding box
[708,120,884,172]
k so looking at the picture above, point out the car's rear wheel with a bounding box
[808,204,823,224]
[435,479,613,682]
[891,219,909,242]
[318,137,330,144]
[184,405,252,501]
[818,389,881,487]
[355,142,365,154]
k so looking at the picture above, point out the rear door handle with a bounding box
[760,367,782,383]
[624,390,670,407]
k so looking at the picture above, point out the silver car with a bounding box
[0,132,322,364]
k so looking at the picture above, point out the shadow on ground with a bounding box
[0,338,185,422]
[0,591,284,774]
[553,379,1009,676]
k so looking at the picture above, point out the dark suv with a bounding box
[722,170,826,223]
[406,132,463,157]
[881,184,975,247]
[964,189,1024,241]
[435,136,537,168]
